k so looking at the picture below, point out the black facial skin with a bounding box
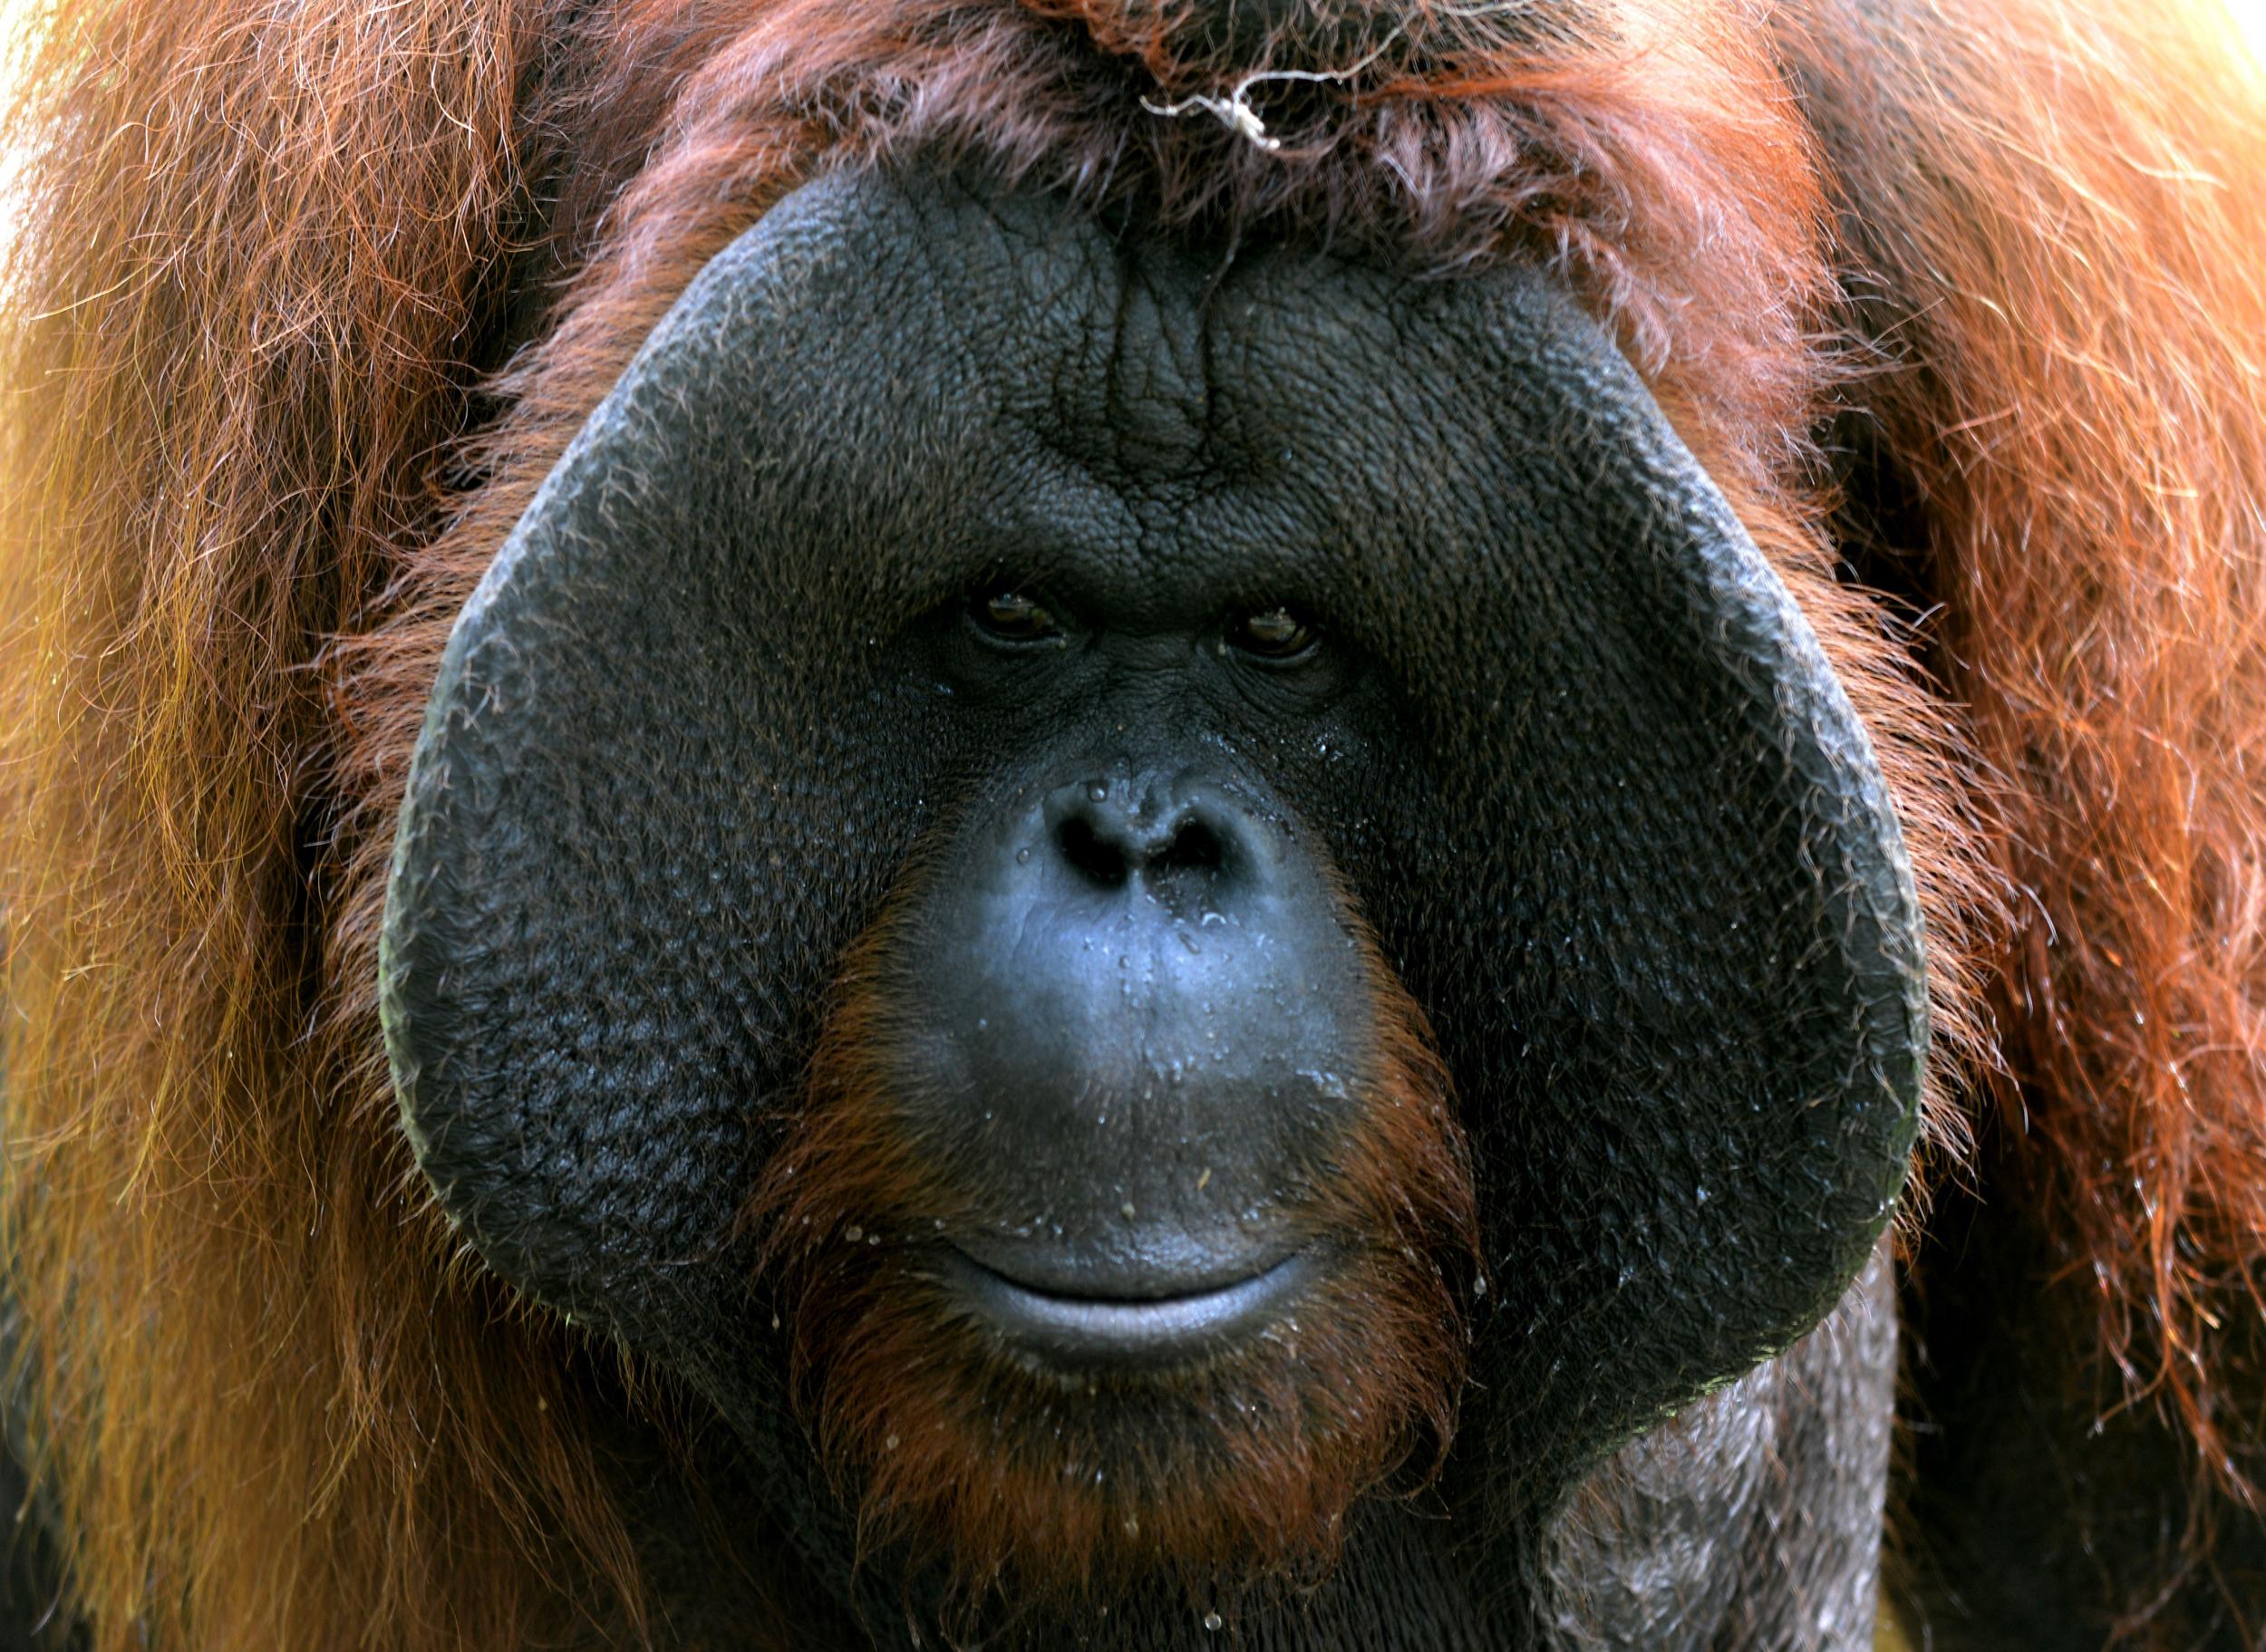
[378,169,1929,1647]
[893,622,1387,1357]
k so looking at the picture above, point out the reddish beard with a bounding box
[744,916,1479,1613]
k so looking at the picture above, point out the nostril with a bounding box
[1057,814,1130,888]
[1152,816,1225,878]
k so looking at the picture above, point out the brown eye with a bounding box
[971,585,1062,645]
[1231,605,1318,661]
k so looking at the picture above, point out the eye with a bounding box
[1229,605,1319,662]
[969,584,1064,646]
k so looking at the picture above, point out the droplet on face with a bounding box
[844,1225,864,1242]
[1203,1611,1224,1632]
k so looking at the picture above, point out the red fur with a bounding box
[747,899,1475,1619]
[0,0,2255,1646]
[1782,0,2266,1493]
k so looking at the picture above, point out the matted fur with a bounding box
[0,0,2253,1647]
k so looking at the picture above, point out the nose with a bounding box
[896,760,1370,1318]
[1039,772,1273,908]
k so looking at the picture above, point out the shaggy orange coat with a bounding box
[0,0,2260,1646]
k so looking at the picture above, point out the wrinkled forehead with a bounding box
[564,168,1671,623]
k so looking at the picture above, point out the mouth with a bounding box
[934,1243,1323,1367]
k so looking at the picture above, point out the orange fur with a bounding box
[746,899,1475,1621]
[0,0,2253,1646]
[1784,0,2266,1463]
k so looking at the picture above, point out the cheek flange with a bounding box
[378,165,1927,1493]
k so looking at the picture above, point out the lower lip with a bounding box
[935,1246,1322,1367]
